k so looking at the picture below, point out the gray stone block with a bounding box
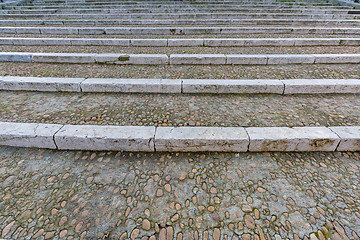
[204,38,245,47]
[294,38,340,46]
[330,126,360,151]
[170,54,226,65]
[131,39,167,46]
[245,38,295,46]
[0,76,83,92]
[81,78,181,93]
[32,53,95,63]
[267,54,315,65]
[182,79,284,94]
[0,122,61,149]
[54,125,156,151]
[40,27,78,34]
[155,127,249,152]
[314,54,360,64]
[168,39,204,47]
[226,54,267,65]
[283,79,360,94]
[247,127,340,151]
[0,52,32,62]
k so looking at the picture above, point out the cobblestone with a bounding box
[0,147,359,239]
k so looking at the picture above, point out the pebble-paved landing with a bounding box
[0,147,359,239]
[0,91,359,127]
[1,63,360,79]
[2,45,360,54]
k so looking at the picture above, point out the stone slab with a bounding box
[226,55,267,65]
[31,53,95,63]
[155,127,249,152]
[267,54,315,64]
[244,38,295,46]
[247,127,340,151]
[294,38,340,46]
[168,39,204,47]
[182,79,284,94]
[204,38,245,47]
[0,122,61,149]
[330,126,360,151]
[283,79,360,94]
[314,54,360,64]
[170,54,226,65]
[0,76,83,92]
[81,78,181,93]
[0,52,32,62]
[54,125,155,151]
[131,39,167,46]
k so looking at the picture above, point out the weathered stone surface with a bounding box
[314,54,360,64]
[182,79,284,94]
[168,39,204,46]
[155,127,249,152]
[247,127,340,151]
[204,38,245,47]
[0,52,32,62]
[294,38,340,46]
[131,39,167,46]
[0,122,61,149]
[283,79,360,94]
[244,38,295,46]
[267,54,315,64]
[32,53,95,63]
[81,78,181,93]
[54,125,156,151]
[226,54,267,65]
[330,126,360,151]
[0,76,83,92]
[170,54,226,65]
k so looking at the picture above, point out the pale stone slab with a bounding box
[226,55,267,65]
[81,78,181,93]
[78,28,105,34]
[104,27,131,34]
[155,127,249,152]
[54,125,155,151]
[204,38,245,47]
[283,79,360,94]
[131,39,167,46]
[0,27,17,34]
[182,79,284,94]
[170,54,226,65]
[0,76,83,92]
[247,127,340,151]
[32,53,95,63]
[267,54,315,64]
[0,122,61,149]
[0,52,32,62]
[314,54,360,64]
[244,38,295,46]
[95,54,168,65]
[40,27,78,34]
[15,27,41,34]
[339,38,360,46]
[330,126,360,151]
[294,38,340,46]
[168,39,204,47]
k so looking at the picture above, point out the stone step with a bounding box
[2,26,360,35]
[2,19,360,26]
[1,122,358,151]
[1,76,359,94]
[1,89,358,128]
[1,37,359,46]
[1,52,360,65]
[0,13,355,19]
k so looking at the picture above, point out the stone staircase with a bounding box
[0,0,359,152]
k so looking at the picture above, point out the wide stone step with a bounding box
[1,122,359,151]
[1,37,359,46]
[0,13,355,19]
[2,19,360,26]
[1,76,359,94]
[1,52,360,65]
[2,26,360,35]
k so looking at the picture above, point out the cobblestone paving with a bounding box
[0,91,359,127]
[2,45,360,54]
[1,63,360,80]
[0,147,359,239]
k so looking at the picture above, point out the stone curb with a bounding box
[1,19,360,26]
[1,52,360,65]
[1,76,360,94]
[2,37,360,47]
[1,26,360,35]
[0,122,359,151]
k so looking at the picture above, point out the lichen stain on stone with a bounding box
[118,55,130,61]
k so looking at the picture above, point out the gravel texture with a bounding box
[0,91,359,127]
[1,62,359,79]
[0,147,359,239]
